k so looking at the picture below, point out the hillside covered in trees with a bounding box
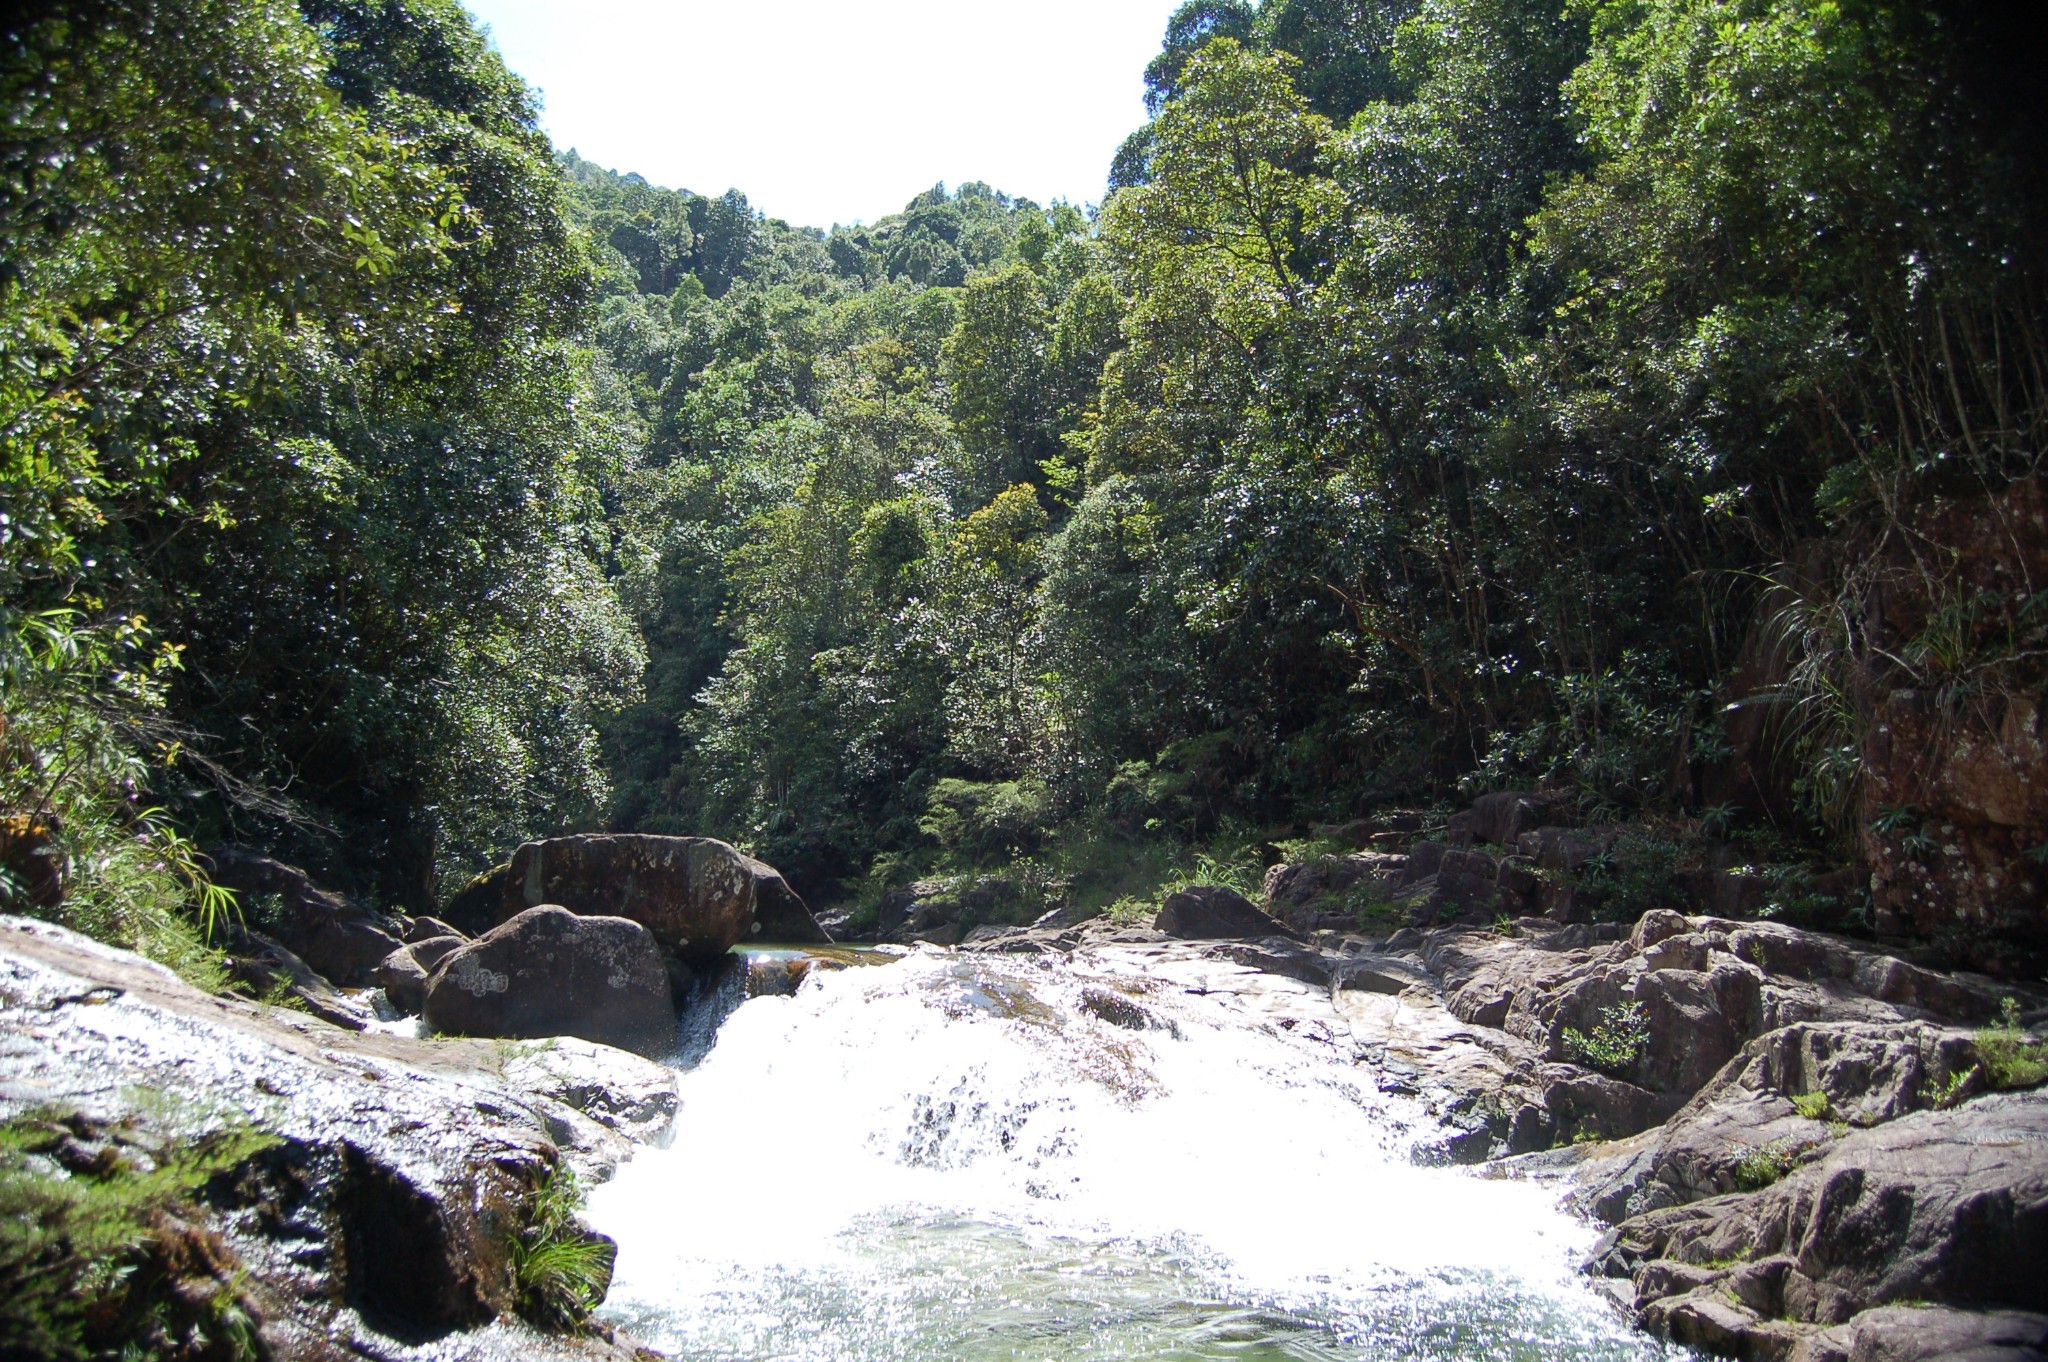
[4,0,2045,974]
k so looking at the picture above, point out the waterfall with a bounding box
[587,948,1686,1361]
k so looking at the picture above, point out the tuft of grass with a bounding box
[1731,1138,1801,1191]
[510,1163,615,1332]
[1975,998,2048,1091]
[1562,1000,1652,1077]
[1791,1090,1832,1121]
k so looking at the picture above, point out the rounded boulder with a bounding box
[422,906,674,1057]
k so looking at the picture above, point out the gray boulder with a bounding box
[1155,885,1296,940]
[423,906,674,1056]
[1591,1093,2048,1351]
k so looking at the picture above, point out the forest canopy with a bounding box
[2,0,2042,956]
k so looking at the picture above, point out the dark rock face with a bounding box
[224,928,376,1030]
[506,835,757,965]
[406,915,469,944]
[1590,1094,2048,1354]
[1465,790,1576,847]
[1155,885,1296,940]
[443,861,518,937]
[1577,1020,1985,1225]
[0,915,656,1361]
[1425,909,2020,1101]
[372,943,431,1015]
[206,846,403,986]
[740,853,831,943]
[424,906,675,1057]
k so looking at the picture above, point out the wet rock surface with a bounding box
[0,915,671,1361]
[423,906,675,1057]
[504,835,758,966]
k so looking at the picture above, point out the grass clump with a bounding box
[1562,1000,1652,1077]
[1791,1091,1832,1121]
[510,1163,615,1332]
[1975,998,2048,1091]
[0,1108,276,1361]
[1731,1138,1801,1191]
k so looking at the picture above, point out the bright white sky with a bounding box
[460,0,1184,231]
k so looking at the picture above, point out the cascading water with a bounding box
[588,948,1687,1361]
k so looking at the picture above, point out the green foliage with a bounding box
[509,1162,615,1332]
[1791,1091,1832,1121]
[1731,1139,1801,1192]
[1562,1000,1652,1077]
[0,1108,276,1362]
[1975,999,2048,1092]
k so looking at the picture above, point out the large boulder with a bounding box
[505,834,757,965]
[440,860,516,938]
[739,852,831,943]
[1155,886,1296,940]
[205,847,402,986]
[223,928,376,1030]
[422,906,675,1057]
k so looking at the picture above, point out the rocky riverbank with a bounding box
[6,823,2044,1361]
[955,904,2048,1361]
[0,915,675,1361]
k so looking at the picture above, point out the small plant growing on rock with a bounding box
[1731,1138,1801,1191]
[510,1163,615,1332]
[1791,1091,1832,1121]
[0,1109,275,1361]
[1975,998,2048,1090]
[1562,1000,1652,1077]
[1924,1066,1978,1109]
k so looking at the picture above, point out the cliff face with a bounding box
[1860,477,2048,959]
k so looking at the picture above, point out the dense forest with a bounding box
[3,0,2044,972]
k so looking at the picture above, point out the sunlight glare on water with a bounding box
[587,950,1686,1361]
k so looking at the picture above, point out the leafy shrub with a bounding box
[0,1108,275,1361]
[510,1163,615,1332]
[0,611,235,989]
[1975,998,2048,1091]
[1562,1000,1652,1076]
[918,778,1054,861]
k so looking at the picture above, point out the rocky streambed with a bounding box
[4,832,2045,1360]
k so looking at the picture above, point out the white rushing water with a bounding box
[588,949,1686,1361]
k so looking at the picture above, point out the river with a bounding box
[586,948,1688,1361]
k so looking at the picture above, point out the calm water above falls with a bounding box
[587,950,1690,1362]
